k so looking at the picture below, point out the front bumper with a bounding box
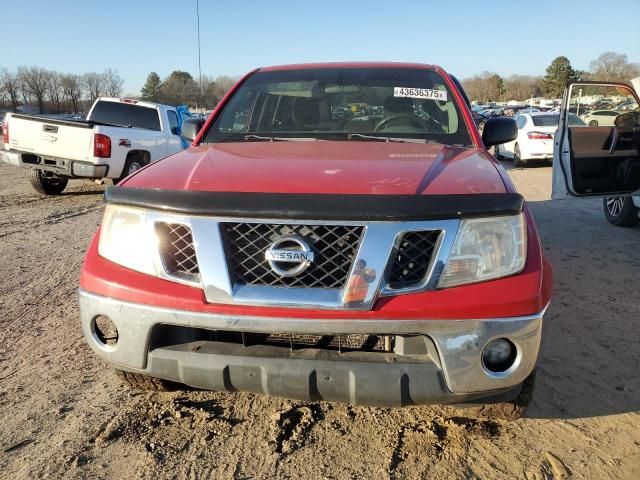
[80,289,546,406]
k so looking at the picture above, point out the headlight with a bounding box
[98,205,158,276]
[438,214,526,288]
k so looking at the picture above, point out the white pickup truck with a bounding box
[1,98,190,195]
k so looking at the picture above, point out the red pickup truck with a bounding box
[79,63,552,420]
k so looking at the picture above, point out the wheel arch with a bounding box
[126,149,151,166]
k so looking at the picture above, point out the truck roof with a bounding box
[258,62,440,72]
[95,97,171,110]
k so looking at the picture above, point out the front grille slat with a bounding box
[156,223,200,281]
[221,223,364,289]
[387,230,440,290]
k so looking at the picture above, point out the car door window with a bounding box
[167,110,180,135]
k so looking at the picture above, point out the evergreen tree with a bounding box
[140,72,161,101]
[487,74,505,101]
[541,57,579,97]
[158,71,198,106]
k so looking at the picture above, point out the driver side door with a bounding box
[552,81,640,199]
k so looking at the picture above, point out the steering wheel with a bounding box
[374,113,434,132]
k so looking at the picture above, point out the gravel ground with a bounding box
[0,161,638,479]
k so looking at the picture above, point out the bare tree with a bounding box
[48,72,64,113]
[463,71,506,103]
[589,52,633,81]
[103,68,124,97]
[83,72,104,104]
[503,75,542,101]
[213,75,239,103]
[0,68,22,112]
[17,65,51,113]
[196,74,218,109]
[61,74,83,113]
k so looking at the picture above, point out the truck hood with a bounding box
[124,141,507,195]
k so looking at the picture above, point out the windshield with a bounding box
[203,68,472,145]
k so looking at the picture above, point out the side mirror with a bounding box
[482,117,517,147]
[180,118,204,143]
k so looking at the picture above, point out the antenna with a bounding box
[196,0,203,111]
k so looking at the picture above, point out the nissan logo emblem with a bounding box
[265,236,314,277]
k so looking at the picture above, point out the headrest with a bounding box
[293,97,320,125]
[384,96,413,114]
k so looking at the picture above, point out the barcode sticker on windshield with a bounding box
[394,87,447,102]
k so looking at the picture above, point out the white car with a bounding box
[580,109,620,127]
[496,112,585,167]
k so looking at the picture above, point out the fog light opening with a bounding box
[94,315,118,346]
[482,338,517,374]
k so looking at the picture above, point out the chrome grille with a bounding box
[220,223,364,288]
[387,230,440,289]
[212,330,392,352]
[156,223,199,281]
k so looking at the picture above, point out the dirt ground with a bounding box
[0,161,638,480]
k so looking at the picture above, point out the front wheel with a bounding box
[29,169,68,195]
[588,120,599,127]
[603,197,639,227]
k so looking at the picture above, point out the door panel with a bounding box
[568,126,640,194]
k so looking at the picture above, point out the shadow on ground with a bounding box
[524,197,640,419]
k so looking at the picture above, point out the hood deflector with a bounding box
[105,187,523,221]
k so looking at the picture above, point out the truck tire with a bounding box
[603,197,639,227]
[29,169,68,195]
[115,153,148,184]
[115,369,177,392]
[465,370,536,421]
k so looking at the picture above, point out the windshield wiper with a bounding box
[346,133,439,144]
[243,134,321,142]
[87,120,130,128]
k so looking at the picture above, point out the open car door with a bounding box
[552,80,640,199]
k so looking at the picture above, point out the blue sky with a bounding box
[2,0,639,94]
